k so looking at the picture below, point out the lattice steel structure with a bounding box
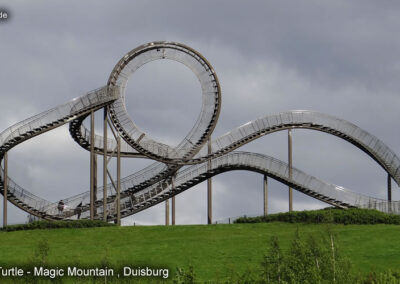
[1,41,399,224]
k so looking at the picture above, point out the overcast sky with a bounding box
[0,1,399,226]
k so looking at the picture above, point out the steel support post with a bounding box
[116,136,121,226]
[3,152,8,228]
[172,175,175,225]
[93,154,97,217]
[165,199,170,226]
[388,174,392,202]
[103,107,108,222]
[90,111,95,220]
[288,129,293,212]
[207,137,212,224]
[263,175,268,216]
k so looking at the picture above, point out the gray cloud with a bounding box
[0,1,399,225]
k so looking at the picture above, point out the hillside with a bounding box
[0,222,399,282]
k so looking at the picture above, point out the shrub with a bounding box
[234,208,400,225]
[261,230,353,283]
[0,220,115,232]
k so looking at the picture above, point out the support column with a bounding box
[3,153,8,228]
[171,175,175,225]
[207,137,212,224]
[116,136,121,226]
[103,107,108,222]
[263,175,268,216]
[288,129,293,212]
[93,154,97,217]
[388,174,392,201]
[90,111,95,220]
[165,200,170,226]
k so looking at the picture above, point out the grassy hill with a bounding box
[0,222,400,282]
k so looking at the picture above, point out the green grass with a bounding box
[0,222,399,282]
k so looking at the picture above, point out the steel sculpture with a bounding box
[0,41,399,225]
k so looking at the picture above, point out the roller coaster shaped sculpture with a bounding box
[0,41,399,223]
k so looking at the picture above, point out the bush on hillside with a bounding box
[0,219,115,232]
[234,208,400,225]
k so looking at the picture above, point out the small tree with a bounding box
[261,235,283,283]
[283,229,321,283]
[261,229,353,284]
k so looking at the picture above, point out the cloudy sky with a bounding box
[0,1,399,226]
